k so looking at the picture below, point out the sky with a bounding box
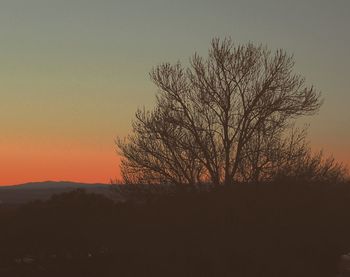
[0,0,349,185]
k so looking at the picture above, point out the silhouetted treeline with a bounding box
[0,181,350,277]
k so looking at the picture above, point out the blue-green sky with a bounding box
[0,0,349,184]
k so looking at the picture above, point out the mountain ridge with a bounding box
[0,181,112,204]
[0,180,110,190]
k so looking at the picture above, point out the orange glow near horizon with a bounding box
[1,138,348,186]
[0,140,121,186]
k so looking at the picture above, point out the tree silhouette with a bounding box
[117,38,345,186]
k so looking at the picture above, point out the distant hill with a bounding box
[0,181,112,204]
[0,181,190,205]
[0,181,109,190]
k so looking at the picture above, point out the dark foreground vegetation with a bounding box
[1,180,350,277]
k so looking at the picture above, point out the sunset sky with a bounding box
[0,0,349,185]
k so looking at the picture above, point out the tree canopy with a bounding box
[118,38,345,186]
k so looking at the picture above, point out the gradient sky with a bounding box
[0,0,349,185]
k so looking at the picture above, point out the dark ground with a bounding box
[0,180,349,277]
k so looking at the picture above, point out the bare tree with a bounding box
[275,148,347,183]
[117,38,329,186]
[118,107,205,186]
[236,125,308,182]
[238,125,347,183]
